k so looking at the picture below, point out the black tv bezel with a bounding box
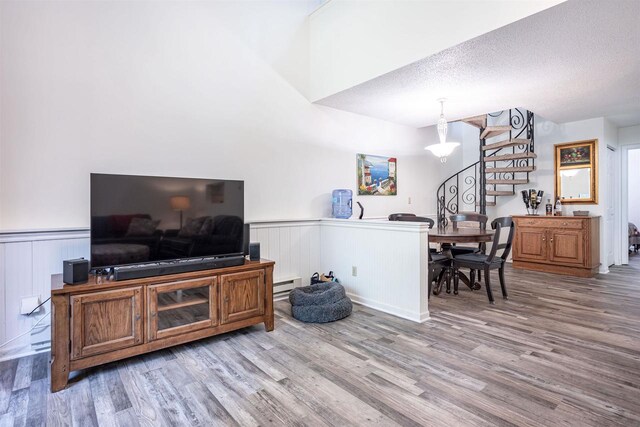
[89,173,245,271]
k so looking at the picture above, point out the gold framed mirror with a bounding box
[554,139,598,204]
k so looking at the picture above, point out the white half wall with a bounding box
[0,0,451,232]
[320,219,430,323]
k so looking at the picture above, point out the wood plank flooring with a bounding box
[1,257,639,426]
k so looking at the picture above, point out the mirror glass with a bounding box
[559,168,591,200]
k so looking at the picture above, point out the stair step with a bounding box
[486,179,529,185]
[476,202,497,207]
[484,152,537,162]
[482,138,530,151]
[485,166,536,173]
[461,114,487,129]
[486,190,515,196]
[480,126,511,139]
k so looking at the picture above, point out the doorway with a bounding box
[628,148,640,261]
[606,146,617,267]
[622,145,640,265]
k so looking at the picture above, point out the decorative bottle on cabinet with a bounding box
[554,197,562,216]
[545,199,553,216]
[332,189,353,219]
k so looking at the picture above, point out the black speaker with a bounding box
[243,223,250,256]
[63,258,89,285]
[249,242,260,261]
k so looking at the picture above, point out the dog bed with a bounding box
[289,282,352,323]
[291,297,353,323]
[288,282,346,306]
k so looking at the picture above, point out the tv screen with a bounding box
[90,174,244,269]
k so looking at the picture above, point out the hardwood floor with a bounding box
[1,257,639,426]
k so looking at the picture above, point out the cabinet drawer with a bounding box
[515,217,584,230]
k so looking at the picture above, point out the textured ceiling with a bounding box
[314,0,640,128]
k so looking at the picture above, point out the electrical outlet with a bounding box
[408,197,412,204]
[20,296,41,315]
[352,266,357,276]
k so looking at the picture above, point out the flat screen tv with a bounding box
[90,173,244,269]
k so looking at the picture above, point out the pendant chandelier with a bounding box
[425,99,460,163]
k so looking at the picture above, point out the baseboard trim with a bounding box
[346,292,429,323]
[513,260,599,278]
[0,344,48,363]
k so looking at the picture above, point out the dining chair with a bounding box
[452,217,514,304]
[449,212,489,255]
[388,213,418,221]
[388,214,445,299]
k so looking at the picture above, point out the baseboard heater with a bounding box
[113,255,246,281]
[273,277,302,301]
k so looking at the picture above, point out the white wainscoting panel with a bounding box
[250,220,321,286]
[0,230,90,359]
[0,222,321,359]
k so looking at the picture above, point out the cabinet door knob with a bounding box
[224,296,229,303]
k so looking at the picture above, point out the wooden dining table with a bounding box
[429,227,495,295]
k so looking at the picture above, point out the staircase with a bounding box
[436,108,535,227]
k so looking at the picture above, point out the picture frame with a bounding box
[357,154,397,196]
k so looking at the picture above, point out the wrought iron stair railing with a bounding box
[436,108,535,227]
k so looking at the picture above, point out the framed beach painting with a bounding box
[357,154,397,196]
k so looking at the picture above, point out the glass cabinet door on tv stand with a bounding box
[147,277,218,341]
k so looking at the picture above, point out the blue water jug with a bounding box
[332,189,352,219]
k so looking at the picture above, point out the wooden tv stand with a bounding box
[50,259,274,392]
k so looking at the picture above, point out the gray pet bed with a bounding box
[289,282,352,323]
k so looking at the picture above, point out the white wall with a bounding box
[0,0,455,232]
[629,150,640,227]
[619,125,640,146]
[309,0,564,101]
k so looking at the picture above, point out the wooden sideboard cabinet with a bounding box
[50,259,274,392]
[512,216,600,277]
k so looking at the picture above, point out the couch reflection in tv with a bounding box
[90,214,244,268]
[159,215,244,260]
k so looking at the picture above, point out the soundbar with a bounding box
[113,255,246,281]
